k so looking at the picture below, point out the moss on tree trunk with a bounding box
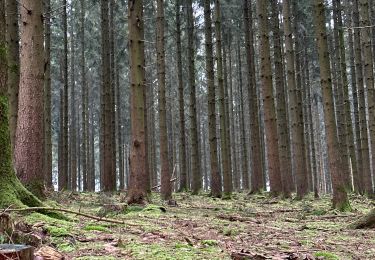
[0,96,42,208]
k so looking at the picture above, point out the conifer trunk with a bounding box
[257,0,282,196]
[14,0,45,198]
[127,0,148,204]
[313,0,351,210]
[244,0,263,192]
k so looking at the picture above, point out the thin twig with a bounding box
[2,207,126,225]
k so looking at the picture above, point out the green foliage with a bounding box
[314,251,339,260]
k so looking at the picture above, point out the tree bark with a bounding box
[5,0,19,158]
[257,0,282,196]
[187,0,201,194]
[271,0,292,198]
[15,0,45,198]
[283,0,307,199]
[127,0,148,204]
[204,0,221,198]
[359,0,375,196]
[215,0,232,197]
[156,0,171,200]
[244,0,263,193]
[313,0,351,210]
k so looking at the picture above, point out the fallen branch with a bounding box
[2,207,126,225]
[152,164,178,190]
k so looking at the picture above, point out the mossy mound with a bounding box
[0,95,42,209]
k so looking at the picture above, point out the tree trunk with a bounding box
[5,0,19,158]
[312,0,351,211]
[244,0,263,193]
[283,0,307,199]
[127,0,148,204]
[215,0,232,197]
[271,0,292,198]
[14,0,45,198]
[101,0,115,192]
[204,0,221,198]
[70,17,77,191]
[257,0,282,196]
[359,0,375,196]
[187,0,201,194]
[175,0,187,192]
[156,0,171,200]
[43,0,52,189]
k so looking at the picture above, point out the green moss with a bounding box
[47,226,70,237]
[201,240,218,246]
[122,241,228,260]
[314,251,339,260]
[83,224,110,232]
[58,242,75,253]
[0,96,43,208]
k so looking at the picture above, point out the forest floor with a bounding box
[4,192,375,259]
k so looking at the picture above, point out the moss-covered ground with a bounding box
[4,192,375,259]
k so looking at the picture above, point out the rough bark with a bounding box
[271,0,292,198]
[313,0,351,211]
[283,0,307,199]
[353,0,369,195]
[176,0,187,192]
[127,0,148,204]
[43,0,52,189]
[257,0,282,196]
[101,0,115,192]
[359,0,375,195]
[5,0,19,157]
[204,0,221,198]
[156,0,171,200]
[215,0,232,196]
[244,0,263,193]
[14,0,45,198]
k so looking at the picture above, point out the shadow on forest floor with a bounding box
[4,192,375,259]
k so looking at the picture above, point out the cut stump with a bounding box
[0,244,33,260]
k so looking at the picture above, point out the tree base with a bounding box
[349,209,375,229]
[0,244,34,260]
[126,190,148,205]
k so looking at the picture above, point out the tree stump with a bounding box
[349,208,375,229]
[0,244,34,260]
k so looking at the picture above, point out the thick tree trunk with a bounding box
[5,0,19,158]
[127,0,148,204]
[15,0,45,198]
[257,0,282,196]
[313,0,351,211]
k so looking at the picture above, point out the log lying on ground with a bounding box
[349,208,375,229]
[0,244,33,260]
